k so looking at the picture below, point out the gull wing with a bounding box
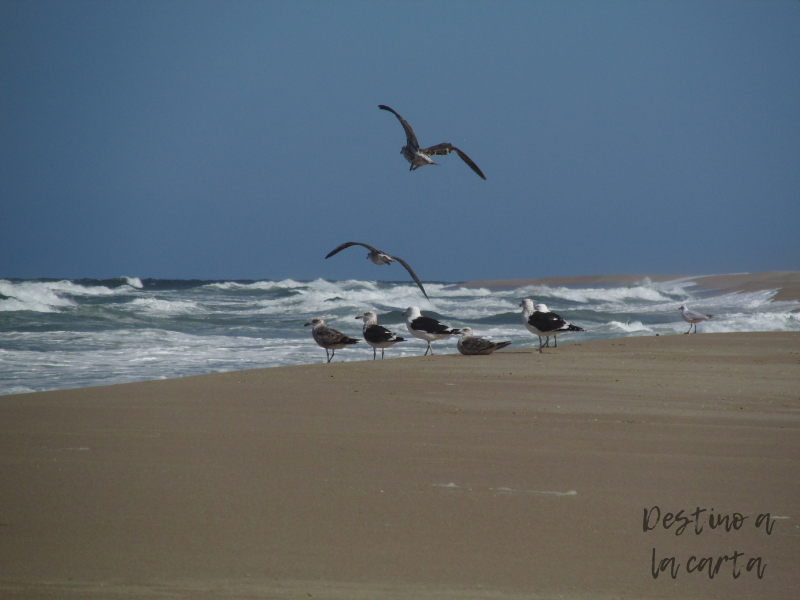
[411,315,453,335]
[420,143,486,180]
[685,308,713,320]
[462,336,497,354]
[391,255,429,300]
[365,324,398,344]
[325,241,380,259]
[317,326,359,346]
[528,311,569,333]
[379,105,419,151]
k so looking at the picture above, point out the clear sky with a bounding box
[2,1,798,282]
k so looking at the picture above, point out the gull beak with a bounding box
[401,310,407,317]
[304,321,311,327]
[355,315,362,320]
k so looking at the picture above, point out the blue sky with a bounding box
[2,1,798,282]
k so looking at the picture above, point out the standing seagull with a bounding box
[325,241,429,300]
[402,306,460,356]
[519,299,585,351]
[304,317,359,363]
[457,327,511,356]
[355,311,406,359]
[379,105,486,180]
[679,305,714,334]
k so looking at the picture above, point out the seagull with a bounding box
[355,311,406,359]
[304,317,359,363]
[679,305,714,334]
[519,299,585,351]
[325,241,429,300]
[457,327,511,356]
[401,306,460,356]
[379,105,486,180]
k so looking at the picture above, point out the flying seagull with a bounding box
[402,306,460,356]
[325,241,429,300]
[519,299,585,351]
[457,327,511,356]
[304,317,359,363]
[379,105,486,180]
[355,311,406,359]
[679,305,714,334]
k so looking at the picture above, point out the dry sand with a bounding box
[461,270,800,303]
[2,331,799,599]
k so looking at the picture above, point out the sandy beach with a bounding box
[2,326,799,599]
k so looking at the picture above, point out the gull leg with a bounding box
[329,349,336,363]
[373,347,376,360]
[685,324,692,334]
[424,343,430,356]
[381,349,385,359]
[554,336,558,348]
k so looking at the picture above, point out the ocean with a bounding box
[2,276,799,396]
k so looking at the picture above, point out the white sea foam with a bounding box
[0,280,78,312]
[128,297,202,315]
[514,283,672,304]
[0,278,145,313]
[3,276,799,395]
[608,320,653,333]
[123,276,144,289]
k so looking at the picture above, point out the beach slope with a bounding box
[1,332,798,599]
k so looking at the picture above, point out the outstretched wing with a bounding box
[420,143,486,180]
[379,105,419,151]
[325,241,379,259]
[391,255,429,300]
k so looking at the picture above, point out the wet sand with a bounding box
[1,331,799,599]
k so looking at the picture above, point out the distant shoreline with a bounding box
[460,270,800,303]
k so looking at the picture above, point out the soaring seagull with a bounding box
[679,305,714,334]
[379,105,486,180]
[355,311,406,359]
[304,317,359,363]
[519,299,585,351]
[325,241,429,300]
[457,327,511,356]
[402,306,460,356]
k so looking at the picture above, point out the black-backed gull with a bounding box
[519,299,585,351]
[679,305,714,334]
[457,327,511,356]
[379,105,486,180]
[325,241,429,300]
[304,317,359,363]
[355,311,406,359]
[401,306,460,356]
